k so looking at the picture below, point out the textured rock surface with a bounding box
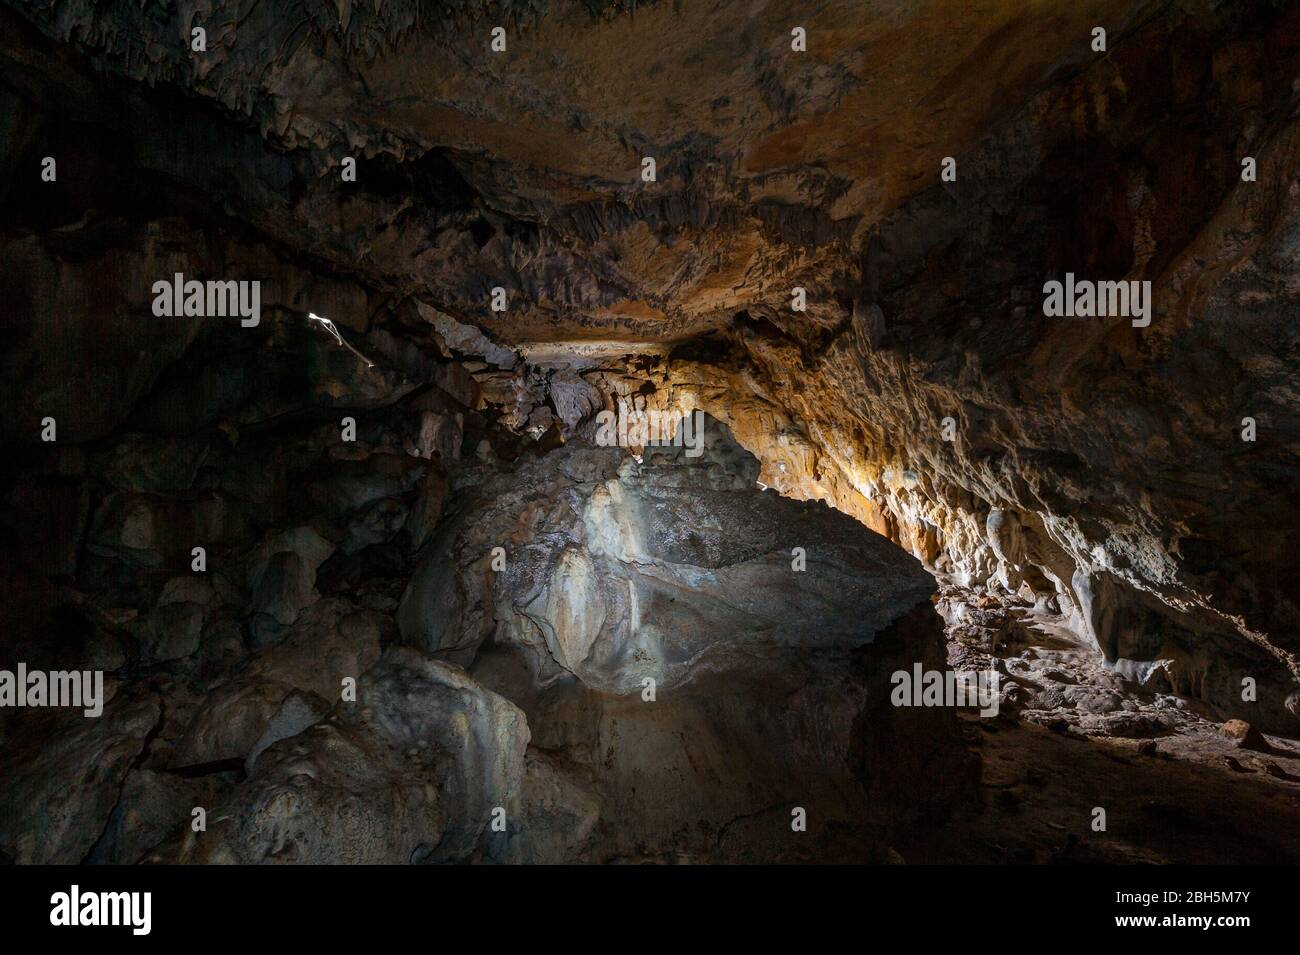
[7,0,1292,728]
[1,0,1298,864]
[399,419,936,691]
[0,688,160,864]
[393,421,967,860]
[149,648,529,864]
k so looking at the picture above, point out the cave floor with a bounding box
[895,593,1300,864]
[896,711,1300,864]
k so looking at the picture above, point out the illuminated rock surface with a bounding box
[1,1,1299,863]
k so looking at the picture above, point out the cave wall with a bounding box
[1,0,1299,860]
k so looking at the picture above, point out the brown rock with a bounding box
[1220,719,1268,751]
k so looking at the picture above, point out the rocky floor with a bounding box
[906,590,1300,864]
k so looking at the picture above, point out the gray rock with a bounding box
[171,600,383,767]
[87,768,232,865]
[246,690,332,774]
[136,602,204,663]
[0,690,160,864]
[155,648,528,864]
[251,551,316,626]
[402,435,936,695]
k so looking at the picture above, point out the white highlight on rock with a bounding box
[308,312,375,367]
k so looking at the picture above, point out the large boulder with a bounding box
[401,418,937,695]
[151,648,529,864]
[0,688,160,864]
[393,420,969,861]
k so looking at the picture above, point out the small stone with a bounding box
[1220,719,1267,751]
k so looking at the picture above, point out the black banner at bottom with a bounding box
[0,864,1286,941]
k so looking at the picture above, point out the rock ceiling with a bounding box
[1,0,1298,863]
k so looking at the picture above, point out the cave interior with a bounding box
[1,0,1299,865]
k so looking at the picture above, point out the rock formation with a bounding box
[1,1,1298,865]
